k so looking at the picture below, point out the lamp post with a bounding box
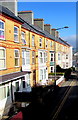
[52,26,69,86]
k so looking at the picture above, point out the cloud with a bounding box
[62,34,76,48]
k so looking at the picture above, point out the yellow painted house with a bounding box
[0,3,72,119]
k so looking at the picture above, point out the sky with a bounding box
[18,2,76,48]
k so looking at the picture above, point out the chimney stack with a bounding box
[34,18,44,30]
[51,28,59,38]
[44,24,51,34]
[0,0,17,16]
[18,11,34,24]
[55,31,59,38]
[51,28,56,37]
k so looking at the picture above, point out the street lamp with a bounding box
[53,26,69,86]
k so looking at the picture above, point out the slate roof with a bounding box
[19,16,70,46]
[0,4,71,46]
[0,5,24,23]
[0,71,31,84]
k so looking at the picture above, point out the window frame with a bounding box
[0,84,10,101]
[39,37,42,48]
[14,26,19,42]
[50,53,54,62]
[32,51,35,64]
[58,53,61,60]
[50,41,52,47]
[51,66,54,73]
[66,62,68,67]
[66,54,68,59]
[0,20,5,40]
[40,52,43,63]
[32,35,35,47]
[22,50,30,65]
[16,81,19,92]
[0,47,6,70]
[14,49,20,67]
[21,31,26,45]
[46,40,48,48]
[26,74,30,87]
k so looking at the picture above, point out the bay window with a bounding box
[0,20,5,40]
[0,47,6,69]
[22,50,30,65]
[26,51,30,64]
[40,68,47,80]
[40,69,43,80]
[39,51,47,63]
[40,52,43,63]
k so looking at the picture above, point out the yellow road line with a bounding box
[52,81,75,120]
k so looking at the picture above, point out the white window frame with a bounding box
[39,68,47,81]
[0,20,5,40]
[39,38,42,47]
[14,49,20,67]
[0,47,6,70]
[22,50,30,65]
[32,51,35,64]
[39,51,47,64]
[46,40,48,48]
[26,51,30,64]
[21,31,26,45]
[15,81,19,92]
[0,84,10,101]
[50,41,52,47]
[40,69,43,80]
[66,54,68,59]
[50,66,54,73]
[50,53,54,62]
[14,26,19,42]
[44,52,46,63]
[46,52,47,62]
[40,52,43,63]
[0,86,6,100]
[66,62,68,67]
[58,53,61,60]
[32,35,35,47]
[26,74,30,87]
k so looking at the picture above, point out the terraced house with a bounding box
[0,1,72,119]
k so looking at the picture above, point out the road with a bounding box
[21,75,78,120]
[50,80,78,120]
[52,80,78,120]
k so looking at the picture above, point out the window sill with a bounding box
[0,38,6,40]
[14,41,20,44]
[14,66,20,68]
[0,68,7,71]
